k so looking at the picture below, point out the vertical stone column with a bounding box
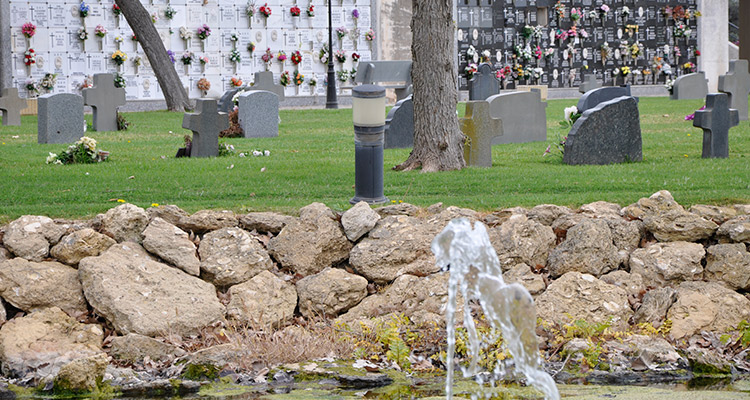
[740,0,750,67]
[697,0,728,92]
[0,0,12,90]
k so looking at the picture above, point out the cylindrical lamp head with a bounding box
[352,84,386,127]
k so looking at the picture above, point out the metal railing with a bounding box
[729,21,739,45]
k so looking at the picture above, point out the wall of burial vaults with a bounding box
[457,0,699,90]
[8,0,373,99]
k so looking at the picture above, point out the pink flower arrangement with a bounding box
[22,22,36,38]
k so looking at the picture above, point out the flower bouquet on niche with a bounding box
[307,4,315,27]
[290,50,302,66]
[180,26,193,48]
[111,50,127,74]
[352,9,359,27]
[230,76,243,88]
[247,42,256,54]
[308,75,317,96]
[277,50,287,71]
[78,28,88,51]
[133,55,142,74]
[24,48,36,73]
[464,63,477,79]
[336,26,348,48]
[112,4,122,27]
[95,25,107,50]
[230,32,240,49]
[79,2,90,20]
[114,35,123,50]
[351,52,360,63]
[279,71,291,87]
[199,55,209,72]
[259,3,271,27]
[181,51,194,74]
[164,6,177,21]
[40,73,57,93]
[318,43,329,64]
[334,49,346,66]
[22,22,35,46]
[230,50,241,73]
[113,73,126,88]
[197,77,211,96]
[197,25,211,51]
[290,5,301,28]
[25,78,38,97]
[293,70,304,94]
[364,29,375,50]
[261,48,273,71]
[246,2,255,27]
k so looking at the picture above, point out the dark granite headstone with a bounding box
[469,63,500,101]
[82,73,126,132]
[563,96,642,165]
[718,59,750,121]
[384,95,413,149]
[693,93,739,159]
[670,72,709,100]
[460,101,503,167]
[0,88,26,126]
[486,89,547,145]
[577,85,637,113]
[217,88,242,113]
[37,93,84,144]
[182,99,229,158]
[578,74,601,94]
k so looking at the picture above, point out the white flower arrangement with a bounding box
[179,26,193,40]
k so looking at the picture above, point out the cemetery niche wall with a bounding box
[7,0,373,101]
[457,0,700,90]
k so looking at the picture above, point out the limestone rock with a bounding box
[199,227,273,287]
[0,307,104,379]
[54,353,109,391]
[267,203,352,277]
[79,243,225,337]
[603,217,645,253]
[375,202,420,217]
[622,190,683,220]
[3,215,64,261]
[92,204,149,243]
[550,213,588,233]
[629,241,704,286]
[579,201,622,217]
[238,212,295,234]
[50,228,116,266]
[0,247,11,261]
[716,215,750,243]
[142,218,200,276]
[146,204,189,226]
[527,204,572,226]
[607,335,683,368]
[547,219,619,278]
[183,343,249,376]
[735,204,750,215]
[482,207,528,227]
[502,263,546,295]
[685,346,732,375]
[704,243,750,290]
[600,270,645,298]
[109,334,186,363]
[536,272,632,331]
[490,215,556,271]
[177,210,238,233]
[688,205,738,225]
[0,258,87,316]
[667,281,750,339]
[296,267,368,318]
[643,210,718,242]
[341,201,381,242]
[226,270,297,327]
[633,287,677,328]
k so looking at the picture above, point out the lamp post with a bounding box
[326,0,338,109]
[350,84,387,205]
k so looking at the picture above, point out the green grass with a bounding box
[0,96,748,223]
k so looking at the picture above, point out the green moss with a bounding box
[182,363,221,381]
[197,379,258,398]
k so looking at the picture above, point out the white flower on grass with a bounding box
[79,136,97,151]
[46,152,58,164]
[252,150,262,157]
[564,106,579,123]
[264,150,270,156]
[239,152,246,158]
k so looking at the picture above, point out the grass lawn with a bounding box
[0,96,748,223]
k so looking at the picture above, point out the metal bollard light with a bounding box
[350,84,388,205]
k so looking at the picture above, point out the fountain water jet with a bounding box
[432,218,559,400]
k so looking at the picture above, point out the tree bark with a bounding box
[115,0,191,111]
[394,0,465,172]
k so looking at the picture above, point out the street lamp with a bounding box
[350,84,387,205]
[326,0,338,109]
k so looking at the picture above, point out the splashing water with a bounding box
[432,218,559,400]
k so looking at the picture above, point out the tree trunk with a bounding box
[394,0,465,172]
[115,0,191,111]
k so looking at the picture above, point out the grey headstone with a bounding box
[384,95,413,149]
[37,93,84,144]
[0,88,26,126]
[670,72,709,100]
[718,59,750,121]
[238,90,279,138]
[182,99,229,158]
[217,88,242,113]
[247,71,285,100]
[460,101,503,168]
[487,89,547,145]
[693,93,740,159]
[82,73,126,131]
[468,63,500,101]
[578,75,601,94]
[577,85,637,113]
[563,96,642,165]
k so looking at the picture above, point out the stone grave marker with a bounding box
[37,93,84,144]
[487,89,547,145]
[0,88,26,126]
[460,101,502,167]
[384,95,413,149]
[182,99,229,158]
[718,59,750,121]
[693,93,739,159]
[577,85,637,113]
[670,72,709,100]
[578,74,601,94]
[217,88,242,113]
[468,63,500,101]
[247,71,285,100]
[238,90,279,138]
[82,73,126,132]
[563,96,642,165]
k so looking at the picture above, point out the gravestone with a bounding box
[247,71,285,100]
[217,88,242,113]
[563,96,642,165]
[718,59,750,121]
[384,95,413,149]
[577,85,637,113]
[460,101,503,167]
[670,72,709,100]
[578,75,601,94]
[182,99,229,158]
[692,93,739,158]
[238,90,279,138]
[37,93,84,144]
[82,73,126,132]
[0,88,26,126]
[468,63,500,101]
[487,90,547,145]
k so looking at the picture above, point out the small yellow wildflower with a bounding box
[151,203,159,207]
[117,199,126,203]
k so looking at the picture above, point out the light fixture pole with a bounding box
[326,0,338,109]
